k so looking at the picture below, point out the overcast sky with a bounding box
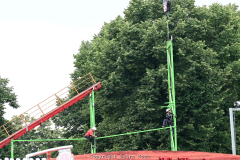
[1,0,239,121]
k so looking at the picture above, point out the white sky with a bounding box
[0,0,239,121]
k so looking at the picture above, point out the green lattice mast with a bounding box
[162,0,177,151]
[90,88,96,154]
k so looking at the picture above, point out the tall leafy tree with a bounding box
[53,0,240,154]
[0,76,20,158]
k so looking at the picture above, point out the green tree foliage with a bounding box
[0,77,20,158]
[53,0,240,154]
[0,77,20,124]
[172,1,240,152]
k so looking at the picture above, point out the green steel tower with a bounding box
[89,88,96,154]
[162,0,177,151]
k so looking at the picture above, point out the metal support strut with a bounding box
[90,86,96,154]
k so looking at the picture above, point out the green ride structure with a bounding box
[9,35,178,157]
[5,0,178,157]
[89,89,96,154]
[161,0,177,151]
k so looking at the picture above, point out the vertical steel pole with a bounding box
[11,139,14,159]
[92,90,95,128]
[167,40,177,151]
[230,108,236,155]
[90,89,96,154]
[170,126,174,151]
[90,95,92,128]
[167,42,171,104]
[170,41,177,151]
[90,95,93,154]
[165,0,177,151]
[92,89,96,153]
[167,42,173,151]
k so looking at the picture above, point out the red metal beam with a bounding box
[0,82,101,149]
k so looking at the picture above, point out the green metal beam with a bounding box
[12,127,171,142]
[89,90,96,154]
[11,126,172,157]
[92,90,96,153]
[11,139,13,159]
[165,21,177,151]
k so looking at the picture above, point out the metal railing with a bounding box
[0,73,96,140]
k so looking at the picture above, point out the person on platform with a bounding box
[162,109,174,134]
[85,126,97,148]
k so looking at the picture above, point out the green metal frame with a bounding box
[161,39,177,151]
[11,127,171,158]
[10,19,177,157]
[11,139,13,158]
[89,89,96,154]
[10,44,177,158]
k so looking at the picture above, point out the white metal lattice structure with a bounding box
[229,108,240,155]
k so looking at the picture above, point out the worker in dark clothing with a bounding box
[85,126,97,148]
[162,109,174,134]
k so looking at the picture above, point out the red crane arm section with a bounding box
[0,82,101,149]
